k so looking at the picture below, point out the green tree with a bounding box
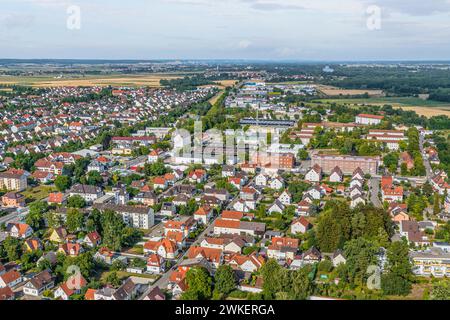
[2,236,22,261]
[381,241,412,296]
[214,265,236,295]
[181,267,213,300]
[344,238,379,287]
[66,208,84,233]
[67,195,86,209]
[430,281,450,300]
[101,210,126,251]
[86,170,103,186]
[55,175,71,192]
[26,201,49,230]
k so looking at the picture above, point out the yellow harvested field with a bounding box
[318,85,383,97]
[392,106,450,118]
[0,74,183,88]
[214,80,238,88]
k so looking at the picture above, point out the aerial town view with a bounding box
[1,0,450,312]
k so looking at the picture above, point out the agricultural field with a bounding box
[314,97,450,118]
[317,85,384,97]
[0,73,186,88]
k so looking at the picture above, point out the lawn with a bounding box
[314,96,450,108]
[22,185,57,203]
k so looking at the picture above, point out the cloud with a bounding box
[238,39,252,49]
[0,14,36,30]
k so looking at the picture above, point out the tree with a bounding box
[433,193,441,215]
[106,272,121,288]
[1,236,22,261]
[55,175,71,192]
[297,149,309,160]
[383,153,399,173]
[66,208,84,233]
[290,268,312,300]
[181,267,213,300]
[144,159,168,177]
[101,210,126,251]
[86,170,103,186]
[343,238,379,286]
[260,259,282,298]
[26,201,49,230]
[214,265,236,295]
[67,195,86,209]
[381,241,412,296]
[430,281,450,300]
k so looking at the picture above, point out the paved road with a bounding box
[369,177,382,208]
[0,211,20,225]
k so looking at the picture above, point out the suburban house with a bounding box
[23,270,54,297]
[290,217,312,235]
[329,166,344,182]
[267,237,299,261]
[69,184,104,203]
[6,223,33,239]
[305,164,322,182]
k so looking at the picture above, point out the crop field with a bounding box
[314,96,450,118]
[0,73,185,88]
[317,85,384,97]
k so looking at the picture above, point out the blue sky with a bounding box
[1,0,450,60]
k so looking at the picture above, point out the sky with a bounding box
[1,0,450,60]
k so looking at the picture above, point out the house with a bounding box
[94,247,115,265]
[0,270,22,289]
[54,276,87,300]
[188,169,207,183]
[194,205,213,225]
[329,166,343,183]
[296,200,312,216]
[388,203,409,223]
[164,217,196,238]
[58,243,84,256]
[278,190,292,206]
[332,250,347,267]
[1,192,25,208]
[268,200,285,214]
[228,177,244,190]
[228,253,265,272]
[134,192,157,207]
[144,286,166,300]
[32,171,55,183]
[6,223,33,239]
[255,173,268,187]
[83,231,102,247]
[112,278,141,300]
[153,176,168,190]
[290,217,312,235]
[148,149,163,163]
[24,238,43,252]
[87,160,105,173]
[172,194,190,206]
[48,192,66,205]
[349,178,364,189]
[350,194,366,208]
[49,227,68,243]
[400,221,429,246]
[214,219,266,237]
[349,185,363,198]
[352,167,365,180]
[222,165,236,178]
[267,237,299,261]
[305,164,322,182]
[23,270,54,297]
[305,186,322,200]
[269,176,285,190]
[0,287,14,300]
[147,254,166,274]
[301,247,322,264]
[160,202,176,216]
[240,187,259,201]
[143,238,178,259]
[69,184,104,203]
[382,186,404,203]
[187,246,223,268]
[204,188,229,202]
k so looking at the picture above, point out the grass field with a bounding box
[0,73,185,88]
[22,185,57,203]
[314,97,450,118]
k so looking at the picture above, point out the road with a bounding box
[0,210,20,225]
[369,177,382,208]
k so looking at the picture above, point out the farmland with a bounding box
[314,96,450,118]
[0,73,185,88]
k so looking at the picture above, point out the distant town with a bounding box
[1,61,450,301]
